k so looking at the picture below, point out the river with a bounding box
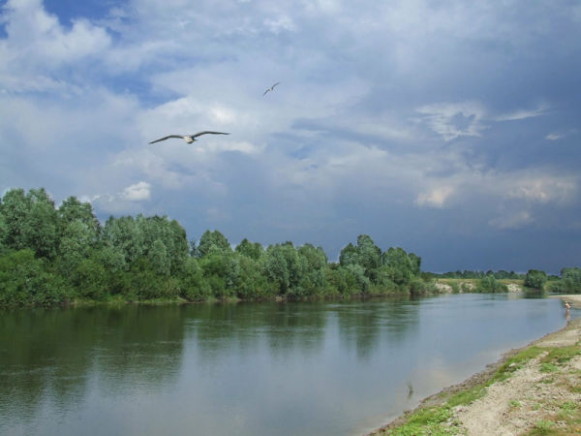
[0,293,573,436]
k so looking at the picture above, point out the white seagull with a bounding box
[263,82,280,96]
[149,131,229,144]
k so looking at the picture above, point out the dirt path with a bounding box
[370,295,581,436]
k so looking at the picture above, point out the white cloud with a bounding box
[545,129,577,141]
[546,133,563,141]
[415,186,455,208]
[1,0,111,69]
[122,181,151,201]
[504,176,576,204]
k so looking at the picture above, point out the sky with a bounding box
[0,0,580,273]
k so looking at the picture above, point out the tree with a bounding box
[560,267,581,293]
[0,249,71,306]
[382,247,420,285]
[197,230,232,257]
[339,235,382,282]
[524,269,547,290]
[235,238,264,260]
[263,243,304,295]
[477,274,508,293]
[339,242,359,267]
[58,196,101,239]
[0,188,59,258]
[101,216,145,266]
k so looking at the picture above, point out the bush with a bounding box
[0,249,72,306]
[477,275,508,293]
[524,269,548,290]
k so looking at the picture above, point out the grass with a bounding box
[526,420,555,435]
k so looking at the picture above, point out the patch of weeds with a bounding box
[555,400,581,430]
[384,406,463,436]
[387,422,460,436]
[446,386,486,408]
[509,399,522,408]
[557,375,581,393]
[405,406,452,426]
[560,401,577,412]
[542,346,581,365]
[492,347,544,382]
[540,362,560,373]
[527,419,556,436]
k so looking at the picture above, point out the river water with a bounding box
[0,293,573,436]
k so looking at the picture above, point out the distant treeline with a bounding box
[0,188,435,307]
[1,188,579,308]
[428,268,581,294]
[428,270,525,279]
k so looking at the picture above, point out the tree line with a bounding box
[1,188,579,307]
[0,188,432,307]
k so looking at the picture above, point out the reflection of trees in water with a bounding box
[265,303,327,357]
[187,303,327,362]
[1,300,422,428]
[0,306,185,421]
[95,306,185,394]
[336,299,420,360]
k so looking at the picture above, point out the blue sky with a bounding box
[1,0,580,273]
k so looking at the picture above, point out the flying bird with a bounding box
[149,131,229,144]
[263,82,280,96]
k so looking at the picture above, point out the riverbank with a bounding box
[369,295,581,435]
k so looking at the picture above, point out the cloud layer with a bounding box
[1,0,580,272]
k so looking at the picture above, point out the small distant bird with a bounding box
[263,82,280,96]
[149,131,229,144]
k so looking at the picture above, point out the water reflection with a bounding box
[0,306,185,428]
[336,299,420,360]
[0,294,570,436]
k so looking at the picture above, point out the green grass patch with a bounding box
[490,347,544,383]
[542,346,581,365]
[540,363,560,373]
[526,420,556,436]
[509,399,522,408]
[560,401,578,412]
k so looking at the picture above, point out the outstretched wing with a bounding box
[263,82,280,95]
[191,131,230,138]
[149,135,184,144]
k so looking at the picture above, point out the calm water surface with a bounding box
[0,294,574,436]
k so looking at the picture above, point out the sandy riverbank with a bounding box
[370,295,581,435]
[550,293,581,309]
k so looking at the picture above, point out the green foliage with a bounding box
[542,345,581,364]
[197,230,232,257]
[0,249,71,306]
[383,247,420,286]
[524,269,548,289]
[559,267,581,293]
[0,188,60,258]
[527,420,555,436]
[235,238,264,260]
[431,270,524,280]
[476,274,508,293]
